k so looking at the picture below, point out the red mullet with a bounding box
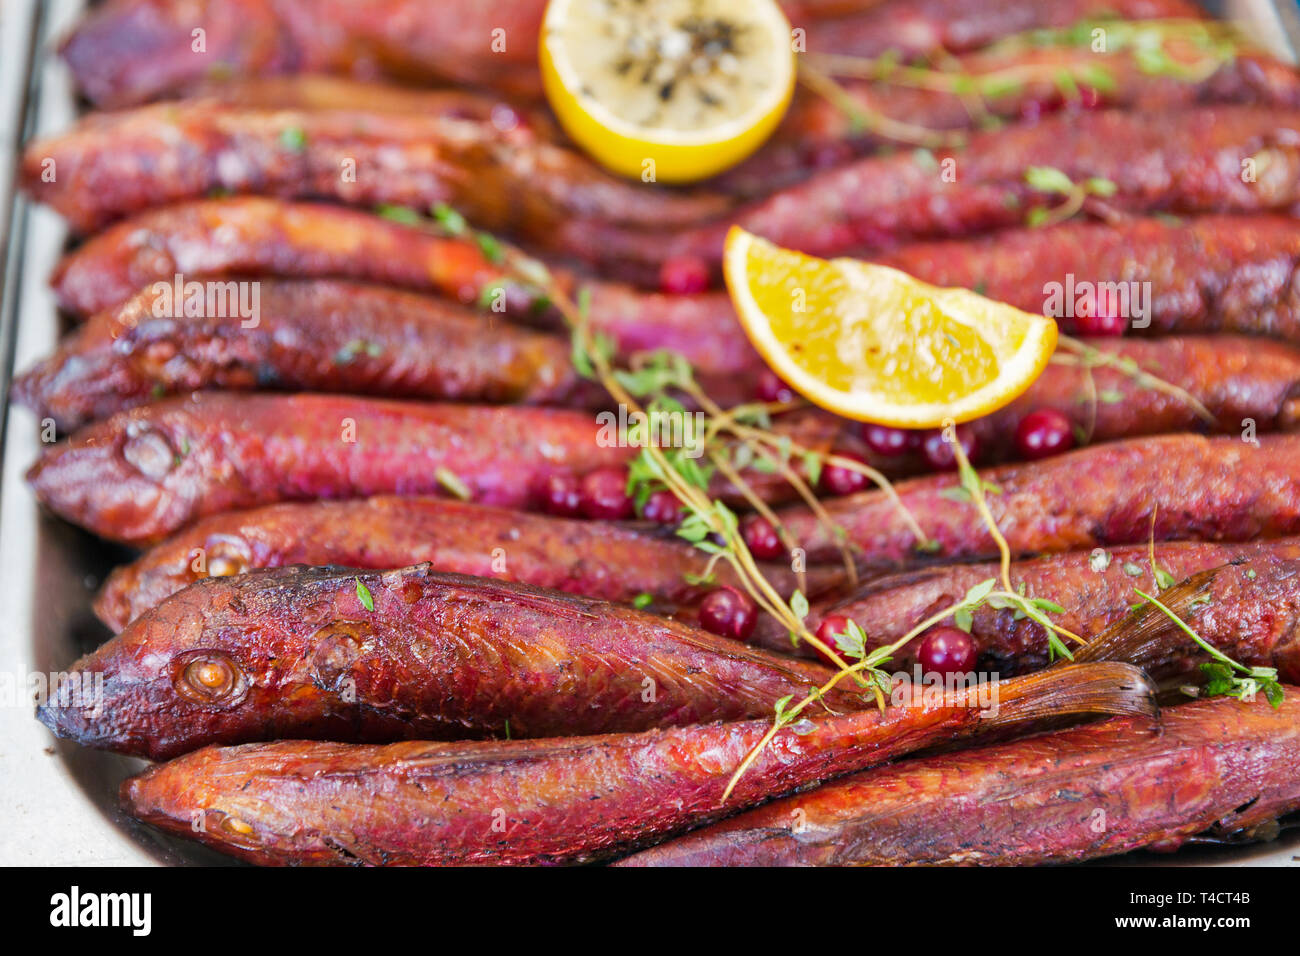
[40,564,862,760]
[616,694,1300,866]
[120,662,1156,865]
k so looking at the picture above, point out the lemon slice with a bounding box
[539,0,795,183]
[723,227,1059,427]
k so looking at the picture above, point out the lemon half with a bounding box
[539,0,796,183]
[724,228,1059,427]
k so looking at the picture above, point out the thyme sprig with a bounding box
[797,62,967,149]
[800,19,1247,154]
[1023,165,1117,228]
[1134,587,1284,708]
[368,203,930,663]
[805,18,1246,97]
[719,429,1086,801]
[475,234,918,687]
[1051,336,1216,441]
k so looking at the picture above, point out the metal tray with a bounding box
[0,0,1297,867]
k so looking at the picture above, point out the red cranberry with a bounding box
[756,368,796,403]
[579,467,634,520]
[917,626,977,676]
[1019,92,1064,122]
[1015,408,1075,460]
[814,613,855,662]
[807,141,853,170]
[741,514,784,560]
[920,425,979,471]
[698,586,757,641]
[1075,303,1128,336]
[641,489,685,525]
[861,423,920,457]
[1074,85,1103,110]
[819,450,870,496]
[536,473,583,517]
[658,256,711,295]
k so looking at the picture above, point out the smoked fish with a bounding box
[21,101,729,234]
[802,538,1300,681]
[46,198,765,377]
[617,694,1300,866]
[560,108,1300,284]
[880,215,1300,339]
[93,496,845,632]
[779,433,1300,565]
[119,661,1156,865]
[13,279,592,432]
[40,564,863,759]
[62,0,1203,107]
[26,393,631,544]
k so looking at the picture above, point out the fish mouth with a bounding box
[35,672,175,760]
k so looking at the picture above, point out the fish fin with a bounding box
[984,661,1159,728]
[1066,568,1219,669]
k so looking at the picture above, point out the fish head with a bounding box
[37,567,359,760]
[26,400,207,544]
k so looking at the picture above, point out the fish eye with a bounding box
[203,536,251,577]
[174,651,248,706]
[122,427,177,480]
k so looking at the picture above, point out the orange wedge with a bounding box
[723,227,1058,427]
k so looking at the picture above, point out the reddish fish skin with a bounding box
[47,199,764,377]
[41,564,867,760]
[93,496,846,633]
[61,0,1198,108]
[803,539,1300,681]
[21,101,728,235]
[60,0,551,106]
[25,393,631,545]
[780,433,1300,566]
[25,391,858,545]
[558,107,1300,283]
[119,662,1154,865]
[881,215,1300,339]
[826,335,1300,478]
[617,694,1300,867]
[12,279,592,432]
[51,199,513,319]
[720,48,1300,195]
[799,0,1205,60]
[183,75,559,138]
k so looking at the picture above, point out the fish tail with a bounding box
[1067,568,1220,668]
[982,661,1160,728]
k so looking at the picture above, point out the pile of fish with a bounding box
[18,0,1300,865]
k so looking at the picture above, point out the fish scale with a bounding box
[40,564,868,760]
[119,661,1156,865]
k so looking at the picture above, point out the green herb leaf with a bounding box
[475,231,505,264]
[1085,177,1118,197]
[435,466,472,501]
[355,577,374,612]
[375,203,422,226]
[279,126,307,152]
[803,451,823,488]
[431,202,467,235]
[963,578,996,607]
[1025,165,1076,195]
[790,590,810,621]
